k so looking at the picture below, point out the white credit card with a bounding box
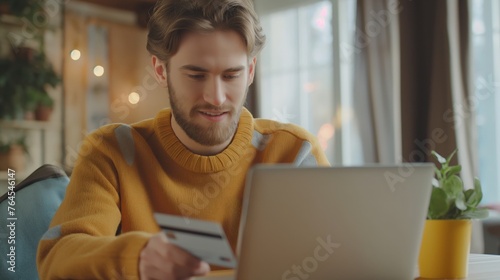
[153,213,237,268]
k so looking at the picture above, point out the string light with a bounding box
[93,65,104,77]
[128,92,140,104]
[70,49,81,61]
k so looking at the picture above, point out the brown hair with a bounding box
[147,0,266,65]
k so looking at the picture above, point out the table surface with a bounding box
[195,254,500,280]
[441,254,500,280]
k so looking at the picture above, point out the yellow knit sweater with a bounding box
[37,107,329,279]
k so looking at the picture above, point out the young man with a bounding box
[37,0,329,279]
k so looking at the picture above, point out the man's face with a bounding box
[154,30,256,147]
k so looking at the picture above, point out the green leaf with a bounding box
[0,74,7,86]
[445,165,462,177]
[466,189,481,208]
[446,149,458,165]
[434,167,442,180]
[464,189,474,201]
[431,150,447,165]
[474,177,483,203]
[460,208,489,219]
[455,192,467,211]
[442,175,463,197]
[428,187,450,219]
[441,166,451,179]
[432,178,439,188]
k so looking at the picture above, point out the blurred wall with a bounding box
[64,2,168,169]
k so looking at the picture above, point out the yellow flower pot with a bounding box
[418,219,471,279]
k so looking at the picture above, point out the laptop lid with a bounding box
[235,164,434,280]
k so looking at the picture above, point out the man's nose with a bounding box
[203,77,226,106]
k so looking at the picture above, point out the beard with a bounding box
[167,76,246,146]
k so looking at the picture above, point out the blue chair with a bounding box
[0,164,68,280]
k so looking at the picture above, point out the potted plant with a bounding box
[419,149,489,279]
[0,0,45,19]
[0,48,60,120]
[34,90,54,121]
[0,135,28,171]
[22,86,42,120]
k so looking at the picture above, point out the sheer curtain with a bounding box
[254,0,353,164]
[470,0,500,205]
[256,0,401,165]
[351,0,401,164]
[447,0,477,195]
[254,0,476,170]
[448,0,484,254]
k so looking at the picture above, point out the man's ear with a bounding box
[152,55,168,88]
[248,56,257,86]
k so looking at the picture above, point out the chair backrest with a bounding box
[0,164,69,280]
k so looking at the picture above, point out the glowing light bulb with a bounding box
[128,92,140,104]
[70,49,81,61]
[93,65,105,77]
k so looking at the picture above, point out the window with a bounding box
[471,0,500,203]
[256,0,356,164]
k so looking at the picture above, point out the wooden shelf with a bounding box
[0,13,59,29]
[0,14,22,27]
[0,120,57,167]
[0,120,54,130]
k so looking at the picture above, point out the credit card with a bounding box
[153,213,237,268]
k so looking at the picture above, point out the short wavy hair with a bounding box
[147,0,266,65]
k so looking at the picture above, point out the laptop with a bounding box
[230,164,434,280]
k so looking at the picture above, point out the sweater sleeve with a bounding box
[310,134,330,166]
[286,123,331,167]
[297,133,330,167]
[37,127,152,279]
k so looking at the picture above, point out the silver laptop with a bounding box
[234,164,434,280]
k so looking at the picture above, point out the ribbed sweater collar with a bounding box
[154,107,254,173]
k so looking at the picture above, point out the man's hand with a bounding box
[139,232,210,280]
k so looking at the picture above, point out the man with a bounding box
[37,0,329,279]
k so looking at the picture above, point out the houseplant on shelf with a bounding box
[0,49,60,120]
[419,149,489,279]
[0,135,28,171]
[34,90,54,121]
[0,0,45,19]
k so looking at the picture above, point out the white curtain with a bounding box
[448,0,483,253]
[351,0,401,164]
[448,0,478,193]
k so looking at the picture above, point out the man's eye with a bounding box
[188,74,205,80]
[224,74,240,80]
